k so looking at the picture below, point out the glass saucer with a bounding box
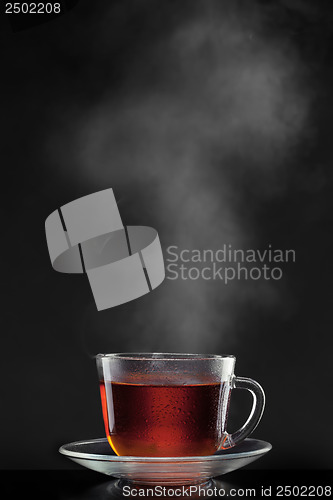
[59,438,272,486]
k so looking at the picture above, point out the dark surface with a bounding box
[2,470,332,499]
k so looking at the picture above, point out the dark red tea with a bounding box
[99,379,225,457]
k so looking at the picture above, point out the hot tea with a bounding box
[100,379,227,457]
[96,353,265,457]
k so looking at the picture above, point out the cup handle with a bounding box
[220,376,266,450]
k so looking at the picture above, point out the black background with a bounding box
[1,0,333,470]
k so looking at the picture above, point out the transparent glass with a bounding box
[96,353,265,457]
[59,437,272,485]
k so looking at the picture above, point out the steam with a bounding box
[46,0,310,355]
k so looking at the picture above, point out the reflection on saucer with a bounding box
[69,478,239,500]
[59,437,272,486]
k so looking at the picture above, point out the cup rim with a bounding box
[95,352,236,361]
